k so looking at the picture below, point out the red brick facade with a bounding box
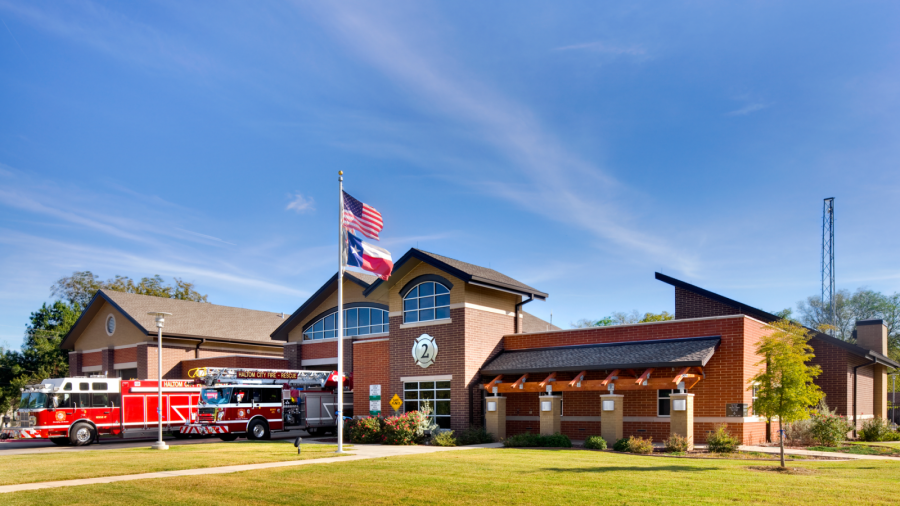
[352,339,390,417]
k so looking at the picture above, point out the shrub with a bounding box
[430,430,457,447]
[810,409,852,446]
[381,411,425,445]
[706,424,739,453]
[626,436,654,454]
[613,438,630,452]
[883,431,900,442]
[664,433,691,453]
[347,416,383,444]
[542,433,572,448]
[859,418,892,442]
[455,426,496,445]
[502,432,571,448]
[784,418,816,446]
[584,435,607,450]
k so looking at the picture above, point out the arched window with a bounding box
[403,281,450,323]
[303,307,389,340]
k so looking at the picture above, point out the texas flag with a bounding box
[346,231,393,280]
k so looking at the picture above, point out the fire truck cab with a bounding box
[180,368,353,441]
[1,377,201,446]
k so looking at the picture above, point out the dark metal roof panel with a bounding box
[481,336,721,376]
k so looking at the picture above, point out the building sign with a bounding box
[369,384,382,416]
[726,403,748,417]
[412,334,438,368]
[235,371,300,380]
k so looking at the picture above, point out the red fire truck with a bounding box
[1,376,202,446]
[179,367,353,440]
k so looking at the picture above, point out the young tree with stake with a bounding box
[749,319,824,467]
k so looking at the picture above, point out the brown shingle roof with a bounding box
[61,290,288,349]
[416,250,544,296]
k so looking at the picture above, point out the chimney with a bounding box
[856,319,888,355]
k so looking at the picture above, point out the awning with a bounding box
[482,335,719,376]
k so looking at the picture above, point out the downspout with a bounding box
[515,296,534,334]
[195,338,206,359]
[853,359,877,438]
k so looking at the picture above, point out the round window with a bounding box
[105,315,116,336]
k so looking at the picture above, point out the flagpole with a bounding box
[336,171,345,454]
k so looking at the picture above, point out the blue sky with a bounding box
[1,1,899,349]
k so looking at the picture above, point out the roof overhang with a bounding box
[481,336,720,376]
[364,249,548,301]
[60,291,150,350]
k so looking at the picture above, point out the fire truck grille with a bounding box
[199,408,216,423]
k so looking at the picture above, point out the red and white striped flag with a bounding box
[342,191,383,240]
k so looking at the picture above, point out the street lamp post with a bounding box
[147,312,172,450]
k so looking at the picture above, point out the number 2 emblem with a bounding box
[412,334,438,368]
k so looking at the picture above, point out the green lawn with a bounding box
[808,443,900,456]
[847,441,900,449]
[5,448,900,505]
[0,441,341,486]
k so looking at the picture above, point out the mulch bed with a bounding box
[748,466,818,475]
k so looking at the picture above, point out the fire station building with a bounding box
[62,248,898,444]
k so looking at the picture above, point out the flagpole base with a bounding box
[150,442,169,450]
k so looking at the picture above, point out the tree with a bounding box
[53,271,208,307]
[571,311,674,328]
[797,290,853,340]
[749,319,823,467]
[0,301,79,413]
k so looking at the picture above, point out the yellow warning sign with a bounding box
[389,394,403,411]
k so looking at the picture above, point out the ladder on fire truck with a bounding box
[188,367,336,388]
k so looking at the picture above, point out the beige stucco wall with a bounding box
[463,284,520,314]
[73,300,149,350]
[288,279,377,342]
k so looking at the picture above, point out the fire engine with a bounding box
[179,367,353,440]
[1,376,202,446]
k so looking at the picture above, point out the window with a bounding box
[403,282,450,323]
[303,307,389,340]
[79,382,89,391]
[404,381,451,429]
[658,389,673,417]
[105,315,116,336]
[752,384,760,415]
[92,382,108,391]
[261,388,281,404]
[63,383,72,391]
[231,388,250,404]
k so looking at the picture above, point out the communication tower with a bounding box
[821,197,835,332]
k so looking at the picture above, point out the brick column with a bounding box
[283,342,301,370]
[600,394,623,444]
[485,396,506,440]
[101,347,114,378]
[669,393,694,450]
[539,395,561,436]
[874,365,888,420]
[68,352,81,376]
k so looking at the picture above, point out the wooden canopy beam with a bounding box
[485,375,503,393]
[539,372,556,388]
[672,367,691,385]
[568,371,587,387]
[635,368,654,386]
[512,373,529,390]
[600,369,620,386]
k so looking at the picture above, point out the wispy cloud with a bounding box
[727,102,772,116]
[286,193,315,213]
[555,41,646,56]
[307,4,698,275]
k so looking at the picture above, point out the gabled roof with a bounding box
[522,311,561,333]
[364,249,548,300]
[61,290,288,350]
[481,336,720,375]
[655,272,900,369]
[269,271,377,341]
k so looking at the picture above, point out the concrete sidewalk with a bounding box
[739,444,900,460]
[0,443,503,494]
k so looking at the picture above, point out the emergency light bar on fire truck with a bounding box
[187,367,340,388]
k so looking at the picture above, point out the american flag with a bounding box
[342,191,383,240]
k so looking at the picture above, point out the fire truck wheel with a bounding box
[69,423,95,446]
[306,427,318,436]
[49,437,70,446]
[218,434,238,441]
[247,419,270,440]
